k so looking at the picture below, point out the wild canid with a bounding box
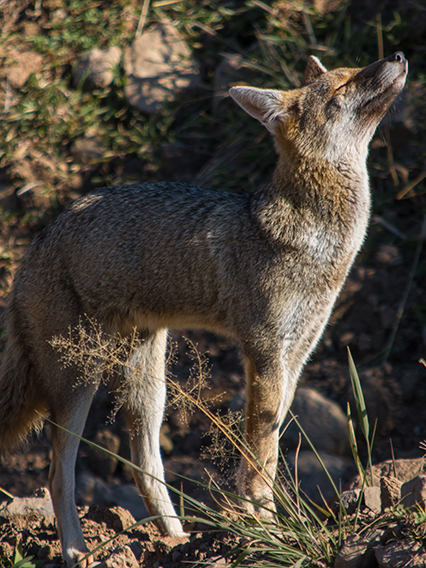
[0,52,407,566]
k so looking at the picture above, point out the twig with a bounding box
[0,486,14,500]
[382,215,426,366]
[376,13,383,60]
[295,432,302,517]
[135,0,151,39]
[303,10,318,46]
[371,215,406,240]
[396,170,426,200]
[250,0,275,13]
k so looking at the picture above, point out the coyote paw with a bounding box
[239,493,277,521]
[65,548,94,568]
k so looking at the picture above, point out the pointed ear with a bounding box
[303,56,327,85]
[229,86,288,133]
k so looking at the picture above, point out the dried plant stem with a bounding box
[135,0,151,38]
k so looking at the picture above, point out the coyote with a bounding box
[0,52,407,566]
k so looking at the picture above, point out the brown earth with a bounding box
[1,0,426,566]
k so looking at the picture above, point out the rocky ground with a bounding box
[1,0,426,566]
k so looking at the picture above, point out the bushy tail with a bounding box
[0,307,47,452]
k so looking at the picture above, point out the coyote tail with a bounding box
[0,304,46,452]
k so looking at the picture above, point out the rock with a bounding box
[287,450,348,505]
[74,46,122,89]
[111,485,149,520]
[333,489,361,515]
[97,545,139,568]
[124,20,200,114]
[75,471,116,507]
[0,487,54,524]
[281,388,348,456]
[87,428,121,480]
[2,49,43,87]
[401,475,426,508]
[363,486,381,512]
[332,487,380,516]
[375,539,425,568]
[86,504,136,532]
[0,184,21,212]
[335,530,382,568]
[380,476,402,510]
[75,470,97,503]
[347,458,426,490]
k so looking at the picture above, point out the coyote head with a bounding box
[230,53,407,165]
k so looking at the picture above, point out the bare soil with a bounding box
[1,1,426,565]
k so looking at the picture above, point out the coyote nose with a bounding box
[389,52,405,63]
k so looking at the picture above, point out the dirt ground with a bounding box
[1,1,426,565]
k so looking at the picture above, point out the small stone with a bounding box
[75,470,97,503]
[335,530,382,568]
[333,489,361,515]
[363,486,381,512]
[86,505,136,533]
[375,245,403,265]
[3,49,43,87]
[111,485,149,520]
[287,450,347,505]
[74,46,122,89]
[347,458,426,490]
[281,388,348,456]
[375,539,424,568]
[380,476,402,510]
[0,487,54,525]
[124,20,200,114]
[97,545,139,568]
[401,475,426,508]
[87,428,121,480]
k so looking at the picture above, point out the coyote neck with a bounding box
[251,156,371,254]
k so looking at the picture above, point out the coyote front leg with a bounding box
[237,350,297,514]
[122,329,187,538]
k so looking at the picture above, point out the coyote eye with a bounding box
[334,83,348,95]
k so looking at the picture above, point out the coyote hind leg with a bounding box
[122,329,186,538]
[49,381,98,568]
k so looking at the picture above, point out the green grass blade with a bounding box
[347,347,370,441]
[346,402,365,482]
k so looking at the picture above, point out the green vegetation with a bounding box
[1,1,426,565]
[45,324,425,567]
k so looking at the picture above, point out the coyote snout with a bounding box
[0,53,407,567]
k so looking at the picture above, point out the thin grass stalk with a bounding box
[347,347,373,486]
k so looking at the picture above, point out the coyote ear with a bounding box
[303,56,327,85]
[229,86,287,133]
